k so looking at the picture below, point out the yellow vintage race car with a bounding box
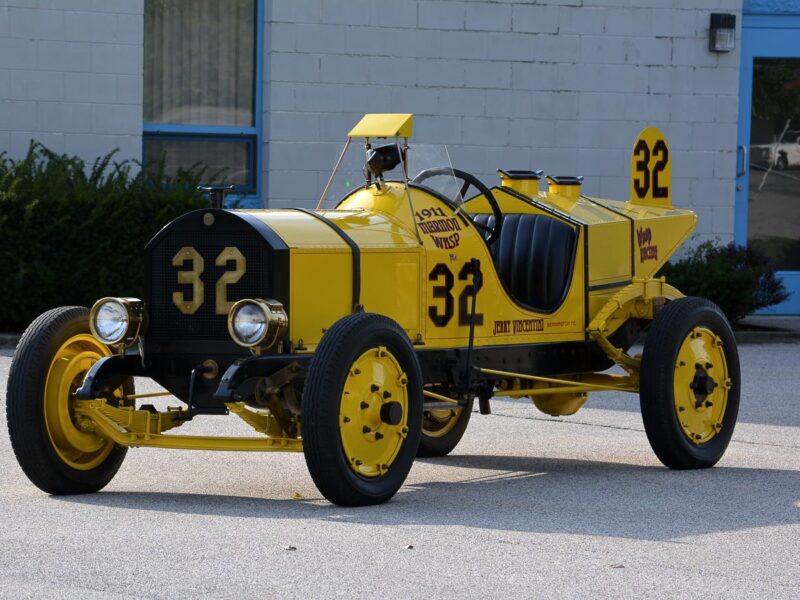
[7,114,740,506]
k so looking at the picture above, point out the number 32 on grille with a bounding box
[171,246,246,315]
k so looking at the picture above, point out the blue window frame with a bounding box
[143,0,264,206]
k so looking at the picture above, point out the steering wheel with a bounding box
[412,167,503,245]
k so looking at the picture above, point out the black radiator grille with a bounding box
[147,227,268,342]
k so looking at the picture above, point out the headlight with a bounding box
[228,299,288,351]
[89,297,146,347]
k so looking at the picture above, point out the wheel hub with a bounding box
[339,346,409,478]
[673,327,731,445]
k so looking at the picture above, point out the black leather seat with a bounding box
[473,213,576,311]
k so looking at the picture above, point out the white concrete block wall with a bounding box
[264,0,742,244]
[0,0,143,165]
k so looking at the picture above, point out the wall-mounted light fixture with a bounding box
[709,13,736,52]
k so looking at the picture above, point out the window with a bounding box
[143,0,262,199]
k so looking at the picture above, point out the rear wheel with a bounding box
[6,307,131,494]
[640,297,740,469]
[301,313,423,506]
[418,400,472,457]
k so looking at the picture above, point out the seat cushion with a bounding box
[473,213,576,311]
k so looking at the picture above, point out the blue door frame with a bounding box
[736,13,800,314]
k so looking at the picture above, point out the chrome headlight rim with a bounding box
[89,297,146,348]
[228,298,288,351]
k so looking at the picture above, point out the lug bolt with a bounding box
[343,416,351,423]
[383,390,392,399]
[371,384,379,392]
[355,459,363,466]
[374,432,384,440]
[362,426,372,434]
[678,406,685,412]
[353,368,361,375]
[705,400,713,408]
[360,401,369,409]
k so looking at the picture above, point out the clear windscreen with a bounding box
[317,141,463,209]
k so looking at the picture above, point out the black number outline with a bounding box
[652,140,669,198]
[428,263,454,327]
[633,139,650,198]
[457,262,484,327]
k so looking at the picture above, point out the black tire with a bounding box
[417,400,473,457]
[776,154,788,170]
[301,312,423,506]
[640,297,740,469]
[6,306,130,494]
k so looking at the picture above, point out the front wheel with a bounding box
[301,313,423,506]
[640,297,740,469]
[6,306,131,494]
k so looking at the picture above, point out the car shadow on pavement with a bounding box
[57,453,800,542]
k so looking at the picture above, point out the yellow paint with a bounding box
[339,346,409,477]
[498,170,539,197]
[44,335,119,470]
[348,113,414,139]
[673,326,731,444]
[630,126,672,208]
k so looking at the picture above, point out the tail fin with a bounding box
[629,126,671,208]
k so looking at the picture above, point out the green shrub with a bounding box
[660,240,790,324]
[0,142,208,331]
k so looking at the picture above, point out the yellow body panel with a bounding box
[348,113,414,139]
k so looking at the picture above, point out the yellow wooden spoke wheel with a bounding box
[6,307,130,494]
[640,298,740,470]
[302,312,423,506]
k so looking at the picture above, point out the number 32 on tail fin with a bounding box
[630,126,671,208]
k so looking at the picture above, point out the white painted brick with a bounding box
[388,86,439,115]
[715,94,739,123]
[558,7,607,36]
[91,43,141,75]
[268,81,295,111]
[532,147,578,177]
[465,2,511,32]
[63,11,117,43]
[270,53,320,82]
[465,60,511,89]
[37,101,92,133]
[418,59,464,88]
[530,91,579,120]
[604,8,655,37]
[418,2,465,30]
[294,83,343,112]
[419,114,462,145]
[0,37,36,69]
[90,103,140,135]
[712,205,735,234]
[581,35,671,66]
[268,22,297,52]
[691,67,739,95]
[369,57,416,86]
[9,7,64,40]
[670,93,716,123]
[369,1,418,29]
[531,33,580,63]
[691,122,737,151]
[269,140,342,170]
[509,118,557,149]
[579,92,627,120]
[461,116,508,146]
[672,150,716,179]
[714,150,736,179]
[438,30,489,60]
[561,64,649,94]
[691,178,735,206]
[485,89,513,118]
[65,72,116,103]
[625,92,669,120]
[512,4,558,35]
[316,111,360,141]
[0,69,8,98]
[0,100,37,130]
[578,119,644,150]
[322,0,371,26]
[37,40,92,72]
[648,65,694,94]
[116,74,142,105]
[483,31,533,61]
[437,87,484,116]
[115,13,143,45]
[269,111,321,141]
[650,120,692,151]
[0,7,8,37]
[294,23,347,54]
[10,69,63,100]
[511,63,559,91]
[321,54,370,84]
[91,0,143,15]
[577,148,628,177]
[271,0,322,24]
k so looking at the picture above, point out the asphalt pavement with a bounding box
[0,344,798,599]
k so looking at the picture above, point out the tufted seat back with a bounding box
[472,213,576,311]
